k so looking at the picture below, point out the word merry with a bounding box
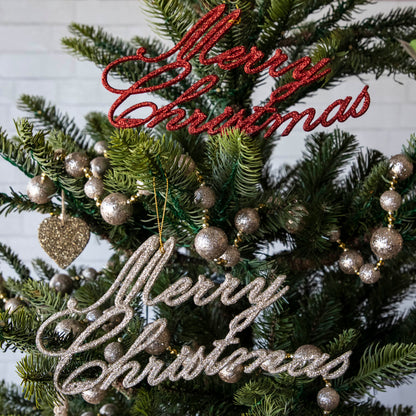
[102,4,370,138]
[36,236,351,394]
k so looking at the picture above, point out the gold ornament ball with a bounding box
[27,175,56,204]
[178,154,196,175]
[49,273,73,295]
[389,154,413,180]
[81,385,107,405]
[94,140,109,155]
[86,308,102,322]
[82,267,98,281]
[293,344,322,361]
[84,177,105,199]
[370,227,403,260]
[64,152,90,178]
[55,319,84,338]
[218,364,244,383]
[99,404,118,416]
[194,226,228,260]
[144,326,171,355]
[317,387,340,412]
[380,190,401,212]
[218,245,240,267]
[104,341,124,363]
[90,156,110,178]
[4,298,23,313]
[339,250,363,274]
[328,228,341,242]
[359,264,381,284]
[100,193,133,225]
[194,186,216,209]
[234,208,260,234]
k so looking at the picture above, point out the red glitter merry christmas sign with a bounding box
[102,4,370,138]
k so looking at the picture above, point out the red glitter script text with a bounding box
[102,4,370,138]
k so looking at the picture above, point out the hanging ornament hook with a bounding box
[153,175,169,253]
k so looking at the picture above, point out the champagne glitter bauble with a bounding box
[359,263,381,284]
[4,298,23,313]
[65,152,90,178]
[38,216,90,268]
[144,326,171,355]
[27,175,56,204]
[317,387,340,411]
[194,186,216,209]
[380,190,402,212]
[99,403,118,416]
[49,273,73,295]
[328,228,341,243]
[293,344,322,361]
[81,385,107,404]
[218,245,240,267]
[84,177,105,199]
[339,250,363,274]
[218,364,244,383]
[55,319,84,338]
[86,309,102,322]
[82,267,98,281]
[370,227,403,260]
[178,154,196,175]
[194,226,228,260]
[94,140,108,155]
[100,193,133,225]
[90,157,110,178]
[389,154,413,180]
[234,208,260,234]
[104,341,124,363]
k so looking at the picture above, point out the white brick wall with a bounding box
[0,0,415,408]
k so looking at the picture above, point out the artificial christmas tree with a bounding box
[1,1,416,415]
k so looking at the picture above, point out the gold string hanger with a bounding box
[153,175,169,253]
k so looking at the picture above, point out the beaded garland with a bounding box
[102,4,370,138]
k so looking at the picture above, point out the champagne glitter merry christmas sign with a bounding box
[102,4,370,138]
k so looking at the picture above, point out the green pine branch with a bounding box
[0,242,30,281]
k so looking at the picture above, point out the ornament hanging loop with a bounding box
[153,175,169,253]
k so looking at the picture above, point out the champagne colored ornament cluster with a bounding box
[36,235,351,411]
[334,154,413,284]
[191,158,261,267]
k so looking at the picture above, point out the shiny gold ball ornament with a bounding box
[144,326,171,355]
[359,264,381,284]
[218,364,244,383]
[339,250,364,274]
[84,177,105,200]
[86,308,102,322]
[4,298,23,313]
[380,190,402,212]
[100,193,133,225]
[99,404,118,416]
[64,152,89,178]
[90,156,110,178]
[328,228,341,243]
[293,344,322,361]
[178,154,196,175]
[81,385,107,405]
[94,140,108,155]
[194,226,228,260]
[49,273,73,295]
[389,154,413,180]
[218,245,240,267]
[194,186,216,209]
[104,341,124,363]
[82,267,98,281]
[55,319,84,338]
[234,208,260,234]
[370,227,403,260]
[27,175,56,204]
[317,387,340,412]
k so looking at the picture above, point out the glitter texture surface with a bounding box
[64,152,90,178]
[370,227,403,259]
[27,175,56,204]
[339,250,363,274]
[380,190,402,212]
[317,387,340,411]
[389,154,414,180]
[234,208,260,234]
[38,216,90,269]
[194,226,228,260]
[359,264,381,284]
[100,193,133,225]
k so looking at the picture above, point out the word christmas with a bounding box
[102,4,370,138]
[36,236,351,395]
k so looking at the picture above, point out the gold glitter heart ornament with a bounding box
[38,216,90,269]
